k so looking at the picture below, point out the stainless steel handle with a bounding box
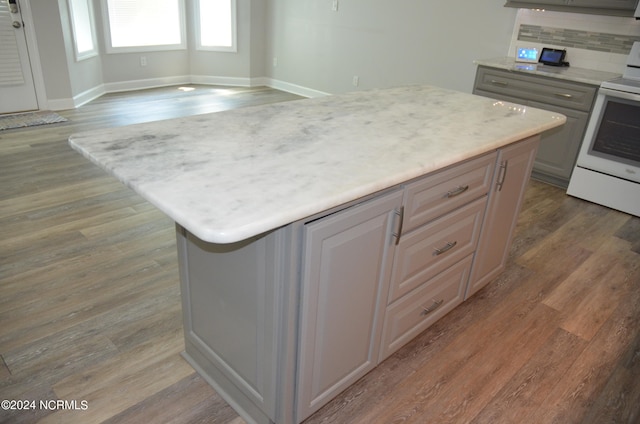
[446,185,469,198]
[12,21,22,29]
[421,299,444,316]
[496,160,508,192]
[393,206,405,246]
[490,80,508,87]
[433,241,457,256]
[555,93,573,99]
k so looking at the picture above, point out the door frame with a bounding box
[14,0,47,111]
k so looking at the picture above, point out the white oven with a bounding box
[567,43,640,217]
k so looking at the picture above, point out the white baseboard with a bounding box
[46,75,329,110]
[190,75,253,87]
[72,84,107,108]
[46,98,77,111]
[190,75,330,98]
[104,75,192,93]
[264,78,330,98]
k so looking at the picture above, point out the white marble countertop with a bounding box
[69,85,566,244]
[474,57,621,86]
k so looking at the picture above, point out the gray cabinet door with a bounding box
[466,136,539,298]
[529,101,589,186]
[297,189,403,422]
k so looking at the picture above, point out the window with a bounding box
[196,0,237,52]
[68,0,98,60]
[102,0,186,53]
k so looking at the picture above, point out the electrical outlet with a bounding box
[332,0,338,11]
[140,56,147,67]
[352,75,359,87]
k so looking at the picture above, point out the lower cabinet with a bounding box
[466,136,539,298]
[296,189,403,420]
[177,136,541,424]
[473,65,597,188]
[528,102,589,186]
[297,137,539,421]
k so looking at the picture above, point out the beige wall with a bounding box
[264,0,517,94]
[30,0,518,108]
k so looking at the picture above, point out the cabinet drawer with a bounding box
[402,153,495,233]
[379,254,471,361]
[389,196,486,303]
[474,66,597,112]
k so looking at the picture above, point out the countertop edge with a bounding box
[71,121,564,245]
[68,85,567,245]
[474,57,621,86]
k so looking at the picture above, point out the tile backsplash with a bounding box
[509,9,640,74]
[518,25,639,55]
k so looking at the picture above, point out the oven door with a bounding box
[576,87,640,184]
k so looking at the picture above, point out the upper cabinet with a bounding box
[505,0,639,16]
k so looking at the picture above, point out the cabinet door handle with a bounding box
[446,185,469,198]
[496,160,508,192]
[421,299,444,316]
[393,206,405,246]
[433,241,457,256]
[555,92,573,99]
[490,80,508,87]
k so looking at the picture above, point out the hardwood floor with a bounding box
[1,85,638,424]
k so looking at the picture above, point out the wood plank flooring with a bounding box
[1,85,639,424]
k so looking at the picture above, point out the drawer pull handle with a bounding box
[555,93,573,99]
[393,206,405,246]
[433,241,457,256]
[496,160,508,192]
[446,185,469,198]
[421,299,444,316]
[490,80,508,87]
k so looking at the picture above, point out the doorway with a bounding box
[0,0,38,114]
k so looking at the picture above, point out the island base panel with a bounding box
[181,346,273,424]
[176,225,297,424]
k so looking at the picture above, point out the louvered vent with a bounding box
[0,2,25,87]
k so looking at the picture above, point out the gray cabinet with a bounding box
[504,0,638,16]
[296,189,403,421]
[467,136,539,298]
[571,0,638,8]
[376,154,497,361]
[507,0,636,6]
[529,101,590,185]
[298,153,497,416]
[176,137,540,424]
[473,65,597,188]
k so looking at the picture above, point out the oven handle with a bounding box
[598,87,640,101]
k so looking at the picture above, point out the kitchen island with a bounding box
[69,85,565,424]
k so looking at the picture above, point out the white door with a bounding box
[0,0,38,114]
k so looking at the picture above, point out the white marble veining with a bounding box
[474,57,621,86]
[69,85,565,244]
